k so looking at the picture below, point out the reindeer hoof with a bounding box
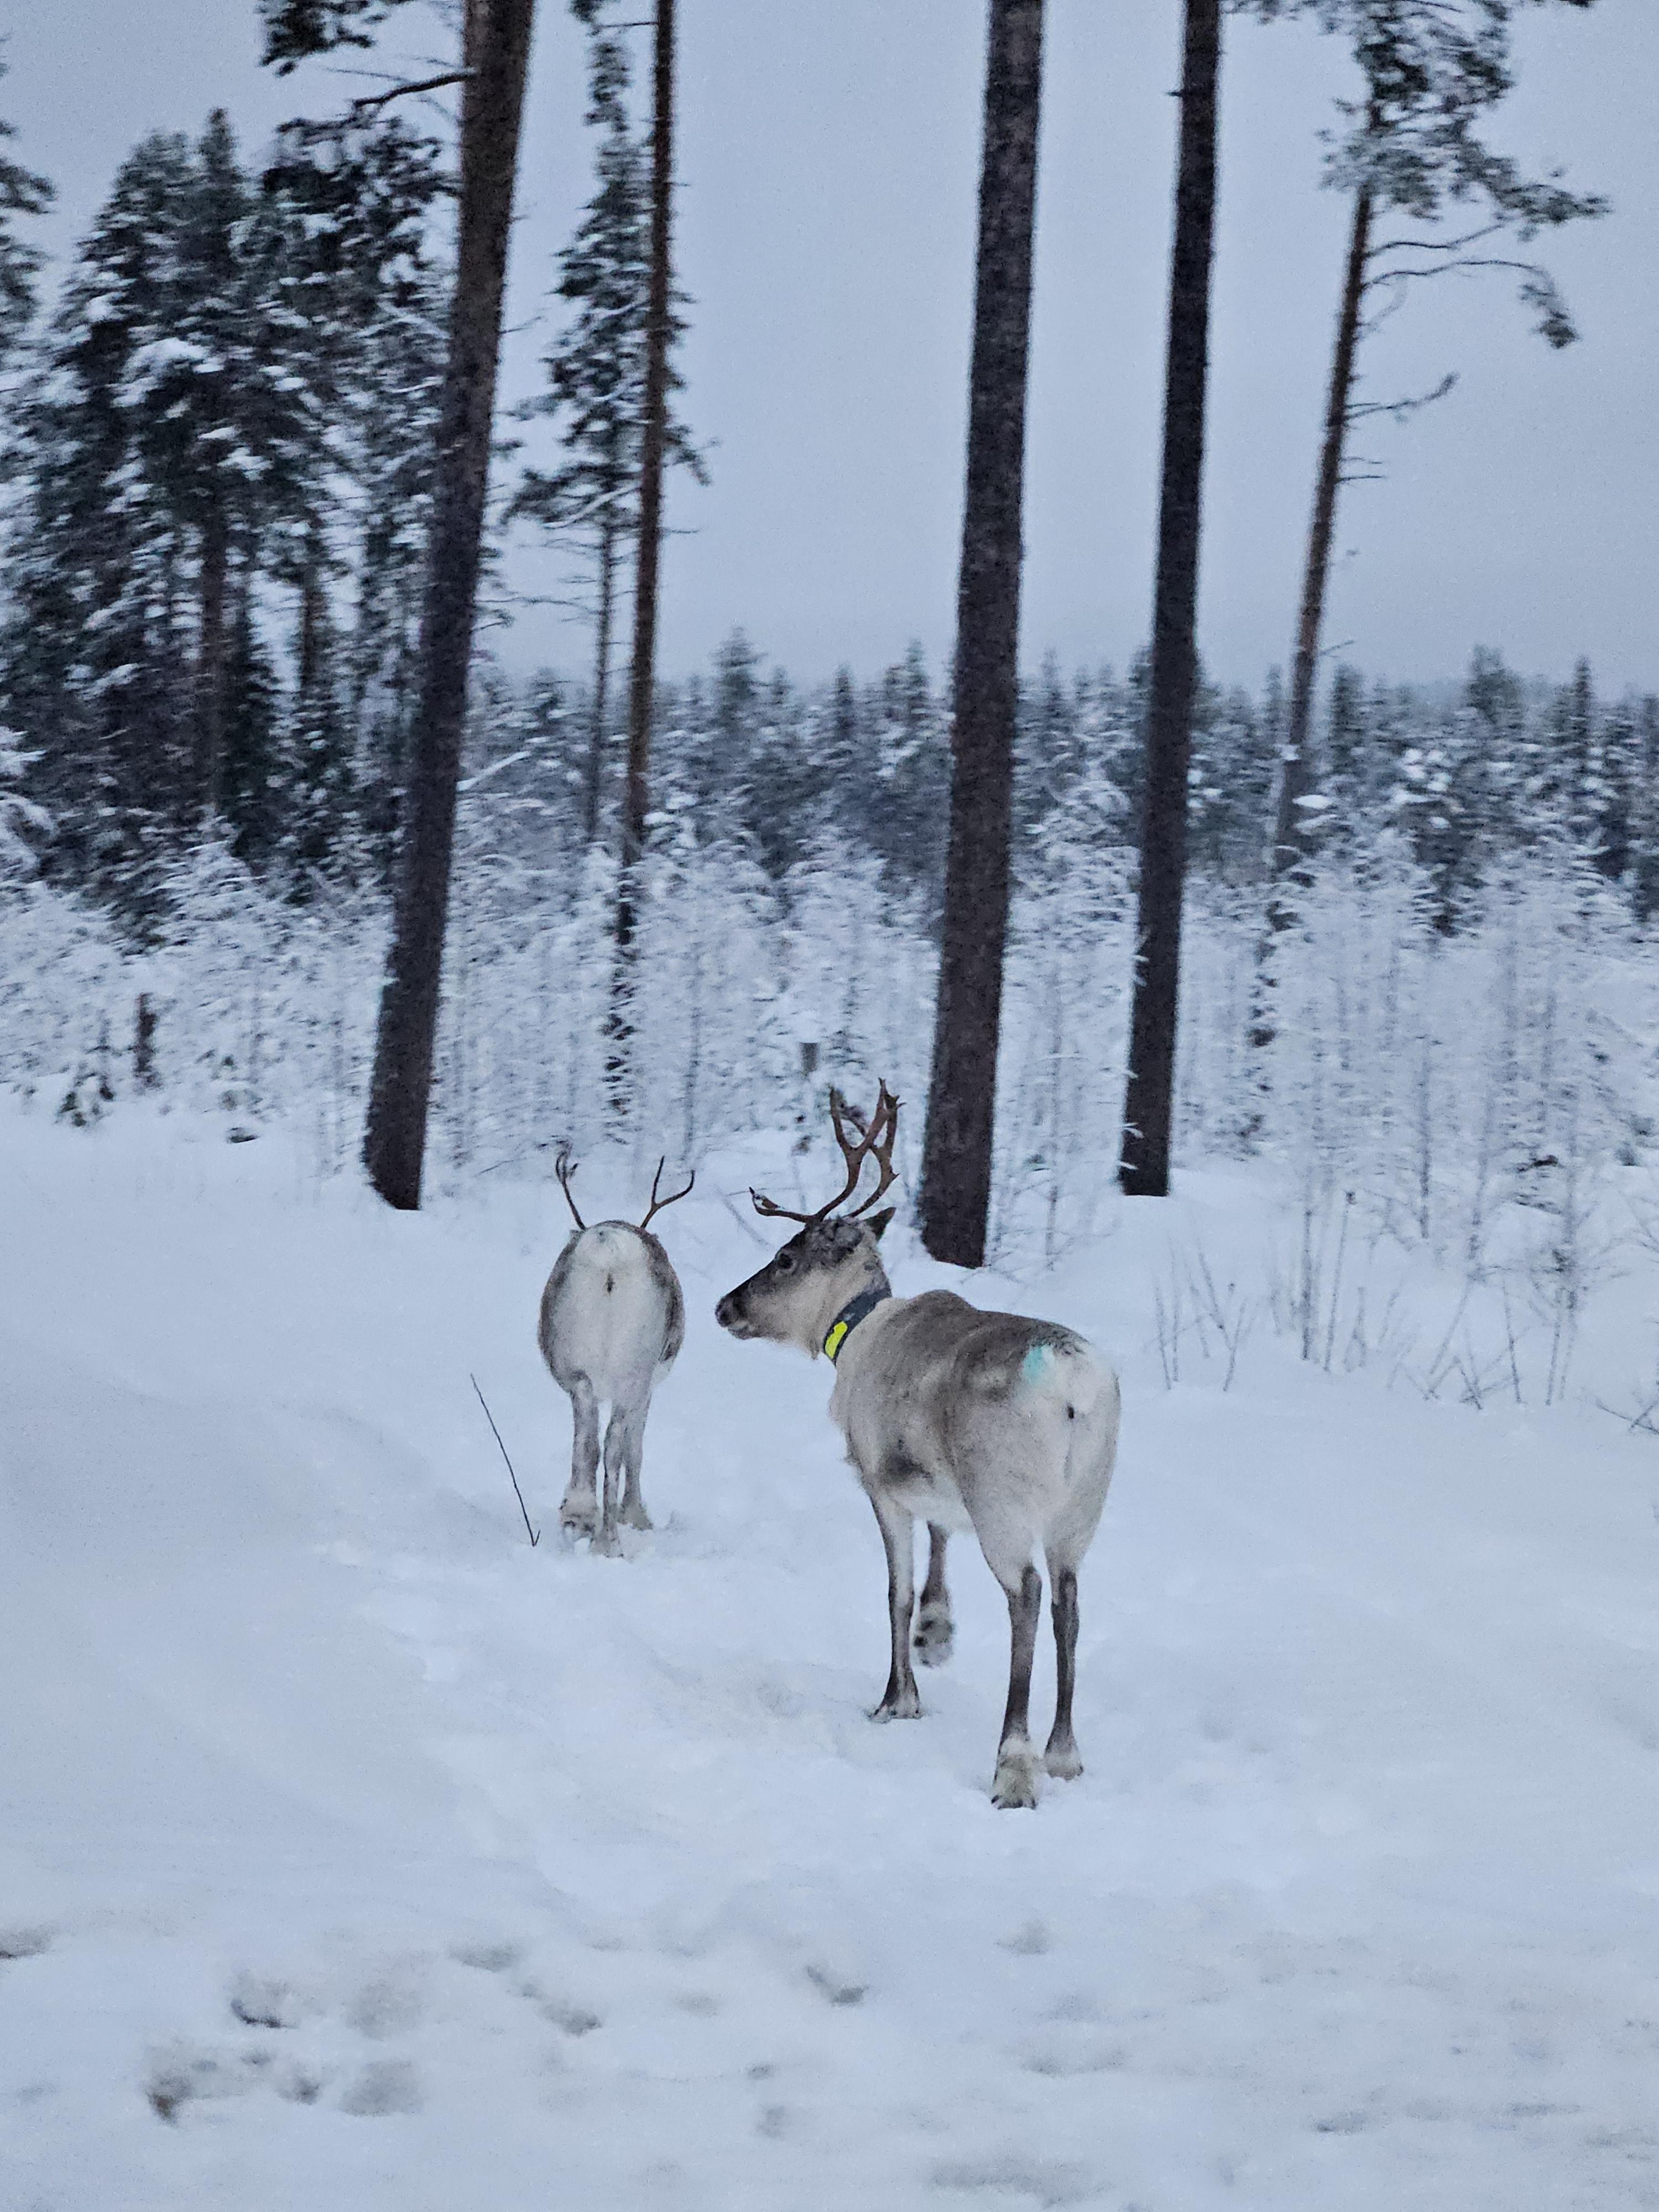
[1043,1741,1083,1782]
[870,1687,922,1722]
[560,1494,598,1539]
[991,1750,1039,1810]
[913,1604,954,1668]
[591,1524,623,1559]
[618,1499,653,1532]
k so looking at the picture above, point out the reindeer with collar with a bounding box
[716,1086,1120,1809]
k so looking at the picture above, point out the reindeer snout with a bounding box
[715,1291,744,1334]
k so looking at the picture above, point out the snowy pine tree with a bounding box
[0,73,51,369]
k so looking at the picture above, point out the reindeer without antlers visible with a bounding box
[716,1084,1120,1808]
[539,1152,695,1554]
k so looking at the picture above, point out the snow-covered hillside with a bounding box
[3,1107,1657,2210]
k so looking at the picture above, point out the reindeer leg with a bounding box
[560,1378,599,1540]
[1043,1563,1083,1780]
[991,1563,1044,1808]
[869,1493,921,1720]
[617,1401,653,1531]
[594,1407,626,1557]
[914,1523,954,1667]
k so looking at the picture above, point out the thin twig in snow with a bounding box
[472,1375,539,1546]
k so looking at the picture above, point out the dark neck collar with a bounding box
[823,1281,891,1364]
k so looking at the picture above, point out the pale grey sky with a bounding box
[4,0,1655,691]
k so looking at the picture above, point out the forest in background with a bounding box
[7,612,1658,1403]
[2,11,1655,1408]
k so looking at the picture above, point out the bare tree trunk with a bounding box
[298,517,328,704]
[362,0,536,1211]
[1117,0,1222,1199]
[604,0,676,1118]
[1251,182,1373,1054]
[583,512,617,849]
[916,0,1045,1269]
[195,500,229,822]
[133,993,159,1091]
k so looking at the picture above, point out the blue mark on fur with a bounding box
[1021,1343,1054,1386]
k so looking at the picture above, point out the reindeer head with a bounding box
[715,1083,899,1357]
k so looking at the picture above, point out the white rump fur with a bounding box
[548,1228,675,1402]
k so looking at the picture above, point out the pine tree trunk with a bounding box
[1117,0,1222,1199]
[1251,183,1373,1051]
[362,0,536,1211]
[583,512,617,849]
[916,0,1045,1269]
[605,0,676,1117]
[293,518,337,872]
[298,520,327,703]
[195,500,230,822]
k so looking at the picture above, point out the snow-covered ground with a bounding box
[3,1105,1657,2210]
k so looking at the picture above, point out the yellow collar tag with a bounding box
[823,1285,890,1363]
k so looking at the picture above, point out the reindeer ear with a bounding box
[864,1207,896,1243]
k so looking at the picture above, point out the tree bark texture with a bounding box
[363,0,536,1210]
[583,512,617,849]
[1249,183,1371,1058]
[605,0,676,1116]
[916,0,1045,1269]
[1268,186,1373,905]
[1118,0,1221,1198]
[298,517,329,705]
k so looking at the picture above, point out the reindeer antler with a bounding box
[639,1156,695,1230]
[555,1144,586,1229]
[750,1082,900,1227]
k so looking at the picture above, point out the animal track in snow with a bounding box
[276,2063,328,2105]
[0,1926,52,1961]
[519,1978,603,2037]
[228,1970,302,2030]
[804,1963,867,2007]
[452,1938,521,1973]
[146,1949,448,2126]
[345,1962,427,2039]
[145,2044,262,2125]
[340,2059,423,2117]
[930,2152,1095,2207]
[1019,2028,1129,2078]
[997,1918,1051,1956]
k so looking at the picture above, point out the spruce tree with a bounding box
[1462,644,1528,849]
[97,114,315,831]
[1596,697,1637,889]
[1633,697,1659,927]
[0,729,49,881]
[869,643,950,904]
[260,113,450,883]
[0,72,51,367]
[2,131,202,907]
